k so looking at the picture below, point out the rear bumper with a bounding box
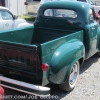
[0,76,50,96]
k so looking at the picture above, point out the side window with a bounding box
[0,10,13,20]
[89,9,94,23]
[44,9,77,18]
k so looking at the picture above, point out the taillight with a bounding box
[41,63,49,71]
[24,2,28,5]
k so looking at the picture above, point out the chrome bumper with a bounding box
[0,76,50,96]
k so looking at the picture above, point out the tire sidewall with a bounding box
[66,61,80,91]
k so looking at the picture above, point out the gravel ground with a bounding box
[4,54,100,100]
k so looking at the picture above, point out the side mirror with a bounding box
[13,15,18,20]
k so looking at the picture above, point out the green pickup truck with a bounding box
[0,1,100,96]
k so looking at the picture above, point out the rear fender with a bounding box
[49,39,85,84]
[63,57,82,83]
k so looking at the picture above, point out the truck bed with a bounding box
[32,27,76,44]
[0,26,76,45]
[0,26,83,83]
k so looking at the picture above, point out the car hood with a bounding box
[16,18,27,23]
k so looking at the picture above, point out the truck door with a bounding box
[89,9,98,56]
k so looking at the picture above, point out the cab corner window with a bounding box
[44,9,77,18]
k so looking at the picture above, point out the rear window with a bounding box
[44,9,77,18]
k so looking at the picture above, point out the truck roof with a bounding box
[40,1,91,10]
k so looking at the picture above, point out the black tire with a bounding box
[59,61,80,91]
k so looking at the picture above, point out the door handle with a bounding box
[5,23,9,26]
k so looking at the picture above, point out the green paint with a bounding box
[0,1,100,95]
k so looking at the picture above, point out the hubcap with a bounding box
[69,63,78,85]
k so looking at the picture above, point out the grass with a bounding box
[19,16,36,21]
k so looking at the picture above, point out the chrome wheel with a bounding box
[59,61,80,91]
[69,62,79,87]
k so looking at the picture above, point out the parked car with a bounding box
[0,86,4,100]
[0,6,31,30]
[93,6,100,25]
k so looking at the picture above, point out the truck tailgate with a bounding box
[0,41,41,78]
[0,42,50,96]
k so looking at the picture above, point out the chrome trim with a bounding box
[0,76,50,96]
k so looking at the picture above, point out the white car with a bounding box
[0,6,31,30]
